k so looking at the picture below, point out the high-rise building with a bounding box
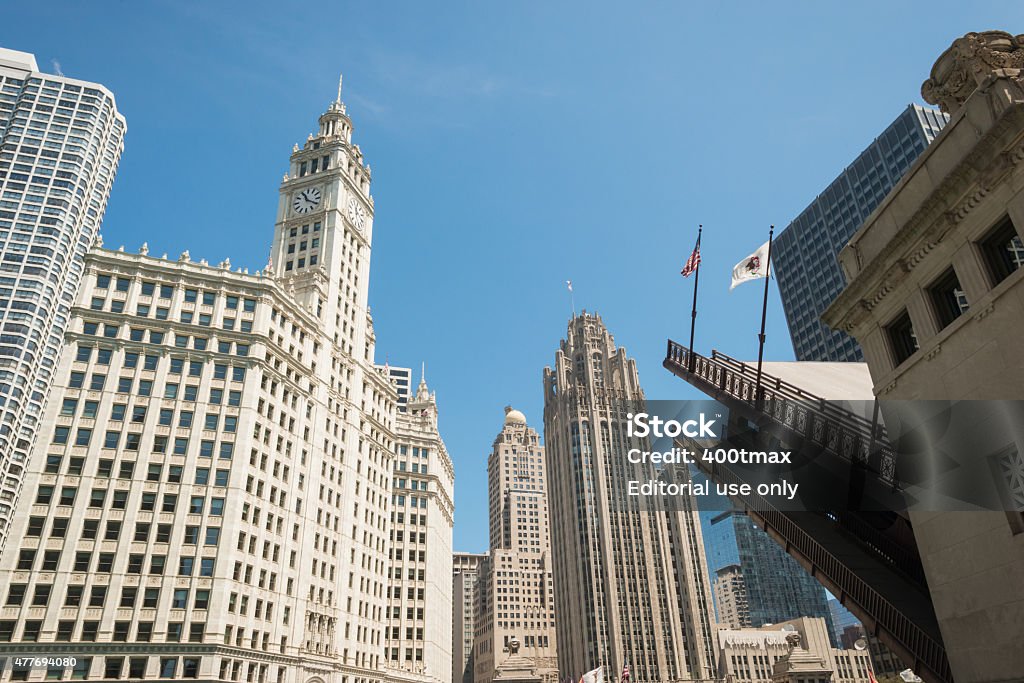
[378,365,413,412]
[473,407,557,683]
[0,82,422,683]
[453,552,487,683]
[386,372,455,683]
[712,564,750,629]
[706,509,834,637]
[822,30,1024,683]
[773,104,948,362]
[827,599,860,648]
[0,48,126,551]
[542,312,716,683]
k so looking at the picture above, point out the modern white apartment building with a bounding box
[473,408,557,683]
[0,48,126,551]
[0,84,435,683]
[542,313,717,683]
[385,374,455,683]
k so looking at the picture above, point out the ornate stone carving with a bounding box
[922,31,1024,113]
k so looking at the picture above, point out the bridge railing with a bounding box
[696,452,951,683]
[664,340,897,485]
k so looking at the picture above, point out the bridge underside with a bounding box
[663,341,952,683]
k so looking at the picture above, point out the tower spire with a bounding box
[336,74,343,104]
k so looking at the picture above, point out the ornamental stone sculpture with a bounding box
[922,30,1024,113]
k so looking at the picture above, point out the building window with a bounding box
[885,309,918,366]
[980,216,1024,286]
[928,267,969,329]
[160,659,177,678]
[70,658,91,680]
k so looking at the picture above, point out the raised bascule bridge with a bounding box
[663,340,952,683]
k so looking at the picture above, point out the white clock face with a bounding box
[348,197,367,231]
[292,187,321,214]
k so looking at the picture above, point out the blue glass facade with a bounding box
[700,498,835,638]
[774,104,948,361]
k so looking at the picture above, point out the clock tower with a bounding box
[266,83,397,681]
[270,77,375,359]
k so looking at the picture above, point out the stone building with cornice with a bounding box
[823,30,1024,683]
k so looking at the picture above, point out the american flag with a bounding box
[621,665,630,683]
[680,240,701,277]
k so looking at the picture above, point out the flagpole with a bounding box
[754,225,774,405]
[687,225,702,372]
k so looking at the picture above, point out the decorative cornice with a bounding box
[973,300,996,321]
[922,31,1024,114]
[826,105,1024,332]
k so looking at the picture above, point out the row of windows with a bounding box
[62,375,243,403]
[13,547,216,576]
[0,655,201,681]
[89,296,256,331]
[75,346,248,378]
[80,322,251,355]
[886,216,1023,365]
[6,584,209,614]
[41,454,230,486]
[24,515,221,546]
[53,427,235,457]
[60,400,239,429]
[33,486,227,514]
[95,275,256,310]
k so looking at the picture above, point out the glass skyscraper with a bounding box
[0,48,126,550]
[773,104,948,362]
[700,499,835,639]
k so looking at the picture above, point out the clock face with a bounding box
[348,197,367,231]
[292,187,322,214]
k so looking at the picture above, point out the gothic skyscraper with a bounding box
[542,313,716,683]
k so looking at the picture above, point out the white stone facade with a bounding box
[385,376,455,683]
[0,86,451,683]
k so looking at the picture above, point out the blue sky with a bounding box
[3,1,1019,553]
